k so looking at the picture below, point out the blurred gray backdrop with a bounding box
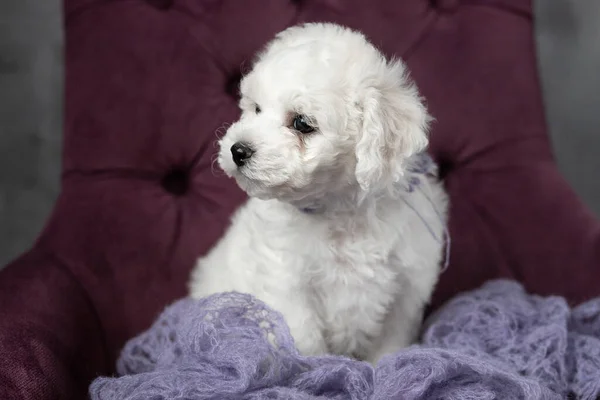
[0,0,598,267]
[0,0,62,267]
[536,0,600,218]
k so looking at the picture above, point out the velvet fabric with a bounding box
[1,1,599,398]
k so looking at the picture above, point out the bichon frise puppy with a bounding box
[189,23,449,364]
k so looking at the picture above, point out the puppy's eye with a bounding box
[292,114,315,134]
[255,105,261,114]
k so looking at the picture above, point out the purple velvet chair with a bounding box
[1,0,599,398]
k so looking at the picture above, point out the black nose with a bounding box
[230,142,254,167]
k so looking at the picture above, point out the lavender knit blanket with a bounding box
[90,280,600,399]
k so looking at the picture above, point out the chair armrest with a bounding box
[0,249,107,399]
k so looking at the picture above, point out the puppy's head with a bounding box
[218,23,430,205]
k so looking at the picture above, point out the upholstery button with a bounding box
[431,0,459,12]
[226,73,242,101]
[161,169,189,196]
[436,157,453,180]
[145,0,173,10]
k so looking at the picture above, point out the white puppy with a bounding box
[189,23,448,364]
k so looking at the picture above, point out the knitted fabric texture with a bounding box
[89,280,600,399]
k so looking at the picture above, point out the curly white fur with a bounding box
[189,23,448,364]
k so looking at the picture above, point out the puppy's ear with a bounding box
[355,61,430,191]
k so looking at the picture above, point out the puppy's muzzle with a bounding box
[231,142,254,167]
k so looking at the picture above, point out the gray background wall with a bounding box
[0,0,598,267]
[0,0,63,266]
[536,0,600,217]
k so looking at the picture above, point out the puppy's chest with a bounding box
[312,222,398,276]
[305,222,401,353]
